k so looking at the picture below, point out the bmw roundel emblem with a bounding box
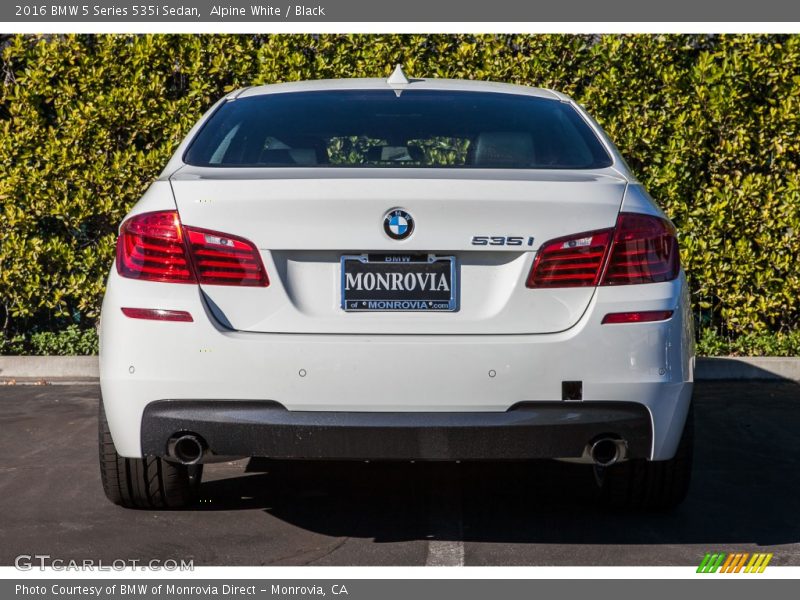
[383,208,414,241]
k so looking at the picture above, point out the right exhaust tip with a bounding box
[589,437,627,467]
[167,433,206,465]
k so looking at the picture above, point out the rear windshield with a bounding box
[184,90,613,169]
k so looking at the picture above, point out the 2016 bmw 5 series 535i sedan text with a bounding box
[98,66,694,510]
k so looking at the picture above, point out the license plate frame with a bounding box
[340,254,458,312]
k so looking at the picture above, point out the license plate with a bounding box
[341,254,458,312]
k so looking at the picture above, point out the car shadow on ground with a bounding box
[195,381,800,547]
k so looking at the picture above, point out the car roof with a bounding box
[232,77,567,101]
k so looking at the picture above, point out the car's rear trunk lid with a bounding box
[170,167,626,334]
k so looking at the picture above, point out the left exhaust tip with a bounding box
[167,433,206,465]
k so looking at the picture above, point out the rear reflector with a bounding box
[121,308,194,322]
[601,310,674,324]
[116,211,269,287]
[527,213,680,288]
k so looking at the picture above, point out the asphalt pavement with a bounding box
[1,381,798,566]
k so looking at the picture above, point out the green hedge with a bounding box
[1,34,799,354]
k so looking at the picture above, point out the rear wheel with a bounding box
[98,400,202,509]
[595,404,693,510]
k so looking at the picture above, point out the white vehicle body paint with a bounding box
[100,75,694,472]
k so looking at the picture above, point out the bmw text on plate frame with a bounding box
[98,65,694,511]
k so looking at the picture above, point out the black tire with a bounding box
[595,403,693,510]
[98,400,202,509]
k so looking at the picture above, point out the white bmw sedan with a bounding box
[99,68,694,510]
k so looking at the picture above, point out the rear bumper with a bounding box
[141,400,652,461]
[101,270,693,461]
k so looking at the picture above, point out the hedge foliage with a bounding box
[1,34,799,354]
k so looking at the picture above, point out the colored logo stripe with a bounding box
[697,553,726,573]
[745,553,773,573]
[697,552,773,573]
[720,553,749,573]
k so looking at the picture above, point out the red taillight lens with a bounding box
[601,214,679,286]
[526,213,680,289]
[116,211,269,287]
[184,226,269,287]
[526,229,612,288]
[601,310,674,324]
[116,211,194,283]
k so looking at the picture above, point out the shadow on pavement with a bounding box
[197,380,800,547]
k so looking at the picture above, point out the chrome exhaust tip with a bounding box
[167,433,206,465]
[589,437,628,467]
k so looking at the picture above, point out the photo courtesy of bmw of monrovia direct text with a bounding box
[1,1,800,598]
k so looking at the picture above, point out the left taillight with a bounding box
[184,226,269,287]
[116,211,194,283]
[116,210,269,287]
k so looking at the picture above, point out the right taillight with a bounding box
[526,229,612,288]
[601,213,679,286]
[527,213,679,288]
[116,210,269,287]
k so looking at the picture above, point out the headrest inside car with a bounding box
[471,132,535,168]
